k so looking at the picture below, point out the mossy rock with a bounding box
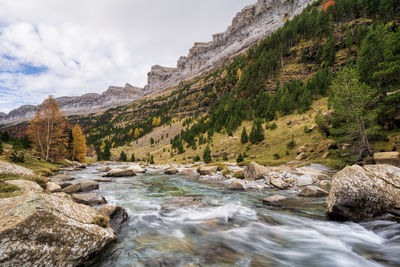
[233,170,244,179]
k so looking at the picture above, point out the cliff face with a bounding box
[0,84,143,126]
[143,0,314,95]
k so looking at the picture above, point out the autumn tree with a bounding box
[71,124,87,162]
[28,96,67,161]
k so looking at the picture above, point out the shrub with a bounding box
[203,145,212,164]
[237,153,244,163]
[315,111,331,136]
[273,153,280,159]
[130,153,135,162]
[193,155,201,162]
[286,135,296,149]
[10,150,25,163]
[233,170,244,179]
[119,150,127,162]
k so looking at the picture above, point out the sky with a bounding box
[0,0,255,114]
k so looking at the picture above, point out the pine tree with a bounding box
[236,153,244,163]
[203,145,212,164]
[95,146,102,161]
[249,119,264,144]
[149,155,155,164]
[103,142,111,161]
[130,153,135,162]
[330,67,379,157]
[241,127,248,143]
[120,150,127,161]
[72,124,87,163]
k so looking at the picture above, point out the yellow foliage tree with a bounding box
[128,129,133,135]
[134,128,143,139]
[152,117,161,127]
[237,69,243,81]
[72,124,87,163]
[28,96,67,161]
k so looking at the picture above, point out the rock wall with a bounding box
[143,0,315,95]
[0,83,143,126]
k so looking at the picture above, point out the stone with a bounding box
[5,180,43,193]
[63,183,80,194]
[52,192,73,201]
[72,193,107,206]
[161,196,203,212]
[0,192,116,266]
[94,178,113,183]
[270,177,290,190]
[228,180,245,191]
[317,139,338,152]
[55,181,73,189]
[374,152,400,167]
[97,205,128,233]
[46,182,62,193]
[104,168,136,177]
[233,170,245,179]
[296,152,307,160]
[296,175,314,187]
[322,152,329,159]
[262,195,287,206]
[299,186,328,197]
[327,164,400,221]
[180,168,196,175]
[99,166,111,172]
[0,160,35,177]
[197,166,218,176]
[51,174,74,182]
[244,162,269,181]
[127,165,146,173]
[79,180,100,192]
[296,145,309,155]
[295,167,330,181]
[164,167,179,175]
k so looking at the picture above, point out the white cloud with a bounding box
[0,0,255,113]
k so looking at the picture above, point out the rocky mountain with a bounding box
[143,0,314,95]
[0,84,143,126]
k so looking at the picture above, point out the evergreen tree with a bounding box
[203,145,212,164]
[330,67,379,156]
[236,153,244,163]
[0,140,3,155]
[241,127,248,143]
[95,146,102,161]
[130,152,135,162]
[120,150,127,161]
[149,155,155,164]
[249,119,265,144]
[103,142,111,161]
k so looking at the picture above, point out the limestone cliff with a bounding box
[0,84,143,126]
[143,0,315,95]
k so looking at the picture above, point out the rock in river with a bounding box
[0,191,116,266]
[46,182,62,193]
[79,180,100,192]
[244,162,269,181]
[263,195,287,206]
[164,167,179,174]
[97,205,128,233]
[327,164,400,221]
[299,186,328,197]
[197,166,218,176]
[72,193,107,206]
[104,168,136,177]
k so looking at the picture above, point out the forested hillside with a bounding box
[83,0,399,166]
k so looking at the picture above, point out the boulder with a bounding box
[0,160,35,177]
[244,162,269,181]
[296,152,307,160]
[161,196,203,212]
[0,192,116,266]
[55,181,73,189]
[94,178,113,183]
[180,168,195,176]
[99,166,111,172]
[228,180,245,191]
[97,205,128,233]
[52,192,73,201]
[72,193,107,206]
[373,152,399,167]
[63,183,80,194]
[232,170,244,179]
[262,195,287,206]
[327,164,400,221]
[197,166,218,176]
[296,145,309,155]
[296,175,314,187]
[295,167,330,182]
[270,177,289,190]
[127,165,145,173]
[51,174,74,182]
[317,139,338,152]
[322,152,329,159]
[164,167,179,175]
[5,180,43,193]
[299,186,328,197]
[79,180,100,192]
[104,168,136,177]
[46,182,62,193]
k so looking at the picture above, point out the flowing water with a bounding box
[67,165,400,267]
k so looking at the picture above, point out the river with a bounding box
[66,165,400,267]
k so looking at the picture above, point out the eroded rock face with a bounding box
[0,192,116,266]
[327,164,400,221]
[143,0,314,95]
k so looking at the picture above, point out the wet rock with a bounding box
[72,193,107,206]
[244,162,269,181]
[104,168,136,177]
[180,168,195,175]
[46,182,62,193]
[270,177,289,190]
[99,166,111,172]
[145,256,180,267]
[94,178,113,183]
[262,195,287,206]
[327,164,400,221]
[5,180,43,193]
[63,183,80,194]
[79,180,100,192]
[296,175,314,187]
[164,167,179,174]
[97,205,128,233]
[161,196,203,212]
[54,181,73,189]
[228,180,245,191]
[198,166,218,175]
[299,186,328,197]
[51,173,74,182]
[295,167,330,181]
[373,152,399,167]
[0,192,116,266]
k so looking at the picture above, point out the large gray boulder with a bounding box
[46,182,62,193]
[5,180,43,194]
[327,164,400,221]
[0,192,116,266]
[164,167,179,175]
[197,166,218,176]
[72,193,107,206]
[244,162,269,181]
[63,183,80,194]
[104,168,136,177]
[97,205,128,233]
[79,180,100,192]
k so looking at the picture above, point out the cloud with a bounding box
[0,0,255,113]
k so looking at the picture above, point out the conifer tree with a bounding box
[249,119,264,144]
[103,142,111,161]
[203,145,212,164]
[237,153,244,163]
[130,152,135,162]
[72,124,87,163]
[0,140,3,155]
[95,146,102,161]
[241,127,248,143]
